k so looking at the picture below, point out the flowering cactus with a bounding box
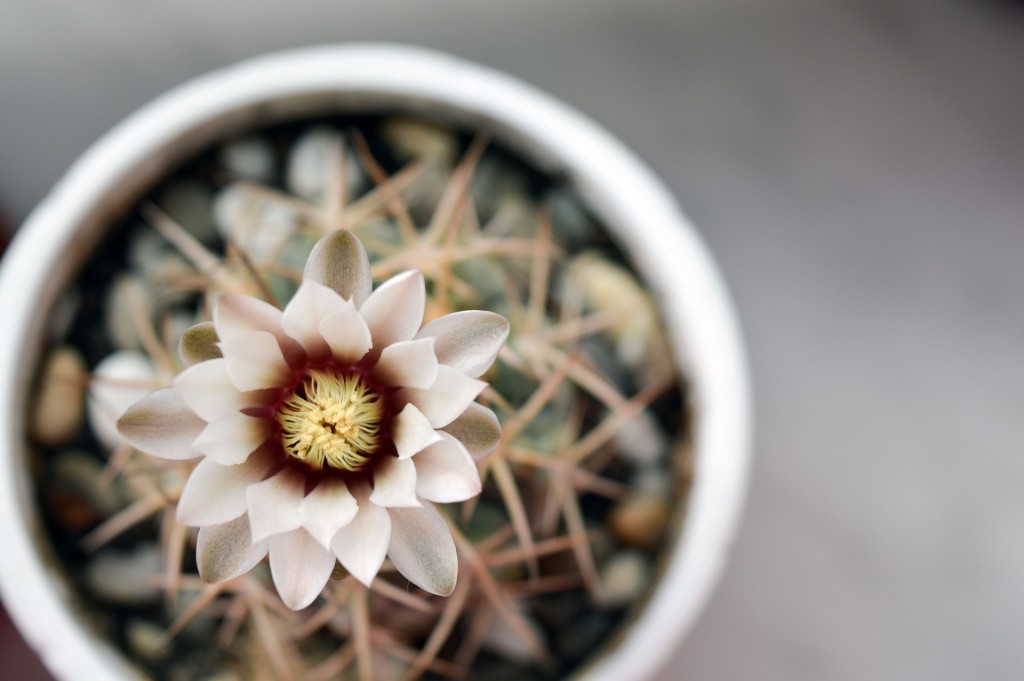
[118,229,508,609]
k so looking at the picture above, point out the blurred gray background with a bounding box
[2,0,1023,679]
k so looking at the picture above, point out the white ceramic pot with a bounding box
[0,44,751,681]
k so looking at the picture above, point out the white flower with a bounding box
[118,231,508,610]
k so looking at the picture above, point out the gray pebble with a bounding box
[220,137,276,183]
[85,544,163,605]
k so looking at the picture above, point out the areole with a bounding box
[0,44,751,680]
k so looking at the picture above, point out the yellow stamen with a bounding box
[278,370,383,471]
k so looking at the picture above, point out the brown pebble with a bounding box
[608,494,670,549]
[31,346,86,446]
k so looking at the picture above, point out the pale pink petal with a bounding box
[269,529,336,610]
[197,515,268,583]
[413,433,482,503]
[331,502,391,587]
[179,322,222,367]
[372,338,438,389]
[177,445,277,526]
[416,310,509,377]
[220,330,292,391]
[117,387,205,460]
[391,403,442,460]
[174,359,264,421]
[299,479,358,549]
[246,468,306,542]
[281,280,348,360]
[194,412,272,465]
[359,270,425,351]
[369,457,420,508]
[398,365,486,428]
[387,505,458,596]
[215,294,303,366]
[318,299,372,365]
[303,230,372,307]
[441,402,502,460]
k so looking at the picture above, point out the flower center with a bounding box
[278,370,384,472]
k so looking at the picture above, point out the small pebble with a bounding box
[632,463,673,497]
[220,136,276,183]
[86,350,157,451]
[286,126,364,202]
[157,180,218,244]
[85,544,163,605]
[379,117,458,167]
[104,275,153,351]
[52,449,123,515]
[600,551,651,608]
[613,410,668,465]
[482,607,547,664]
[126,619,169,662]
[608,492,671,550]
[31,346,86,446]
[567,253,673,380]
[213,183,300,264]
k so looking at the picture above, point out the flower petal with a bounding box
[246,468,305,542]
[177,445,277,526]
[179,322,222,367]
[304,230,372,307]
[359,270,425,351]
[174,359,263,422]
[299,479,359,549]
[318,299,372,365]
[441,402,502,459]
[391,403,443,460]
[117,387,205,460]
[331,501,391,587]
[416,310,509,378]
[281,280,348,360]
[413,433,482,503]
[398,365,486,428]
[369,457,420,508]
[215,294,303,365]
[387,505,458,596]
[197,515,268,583]
[194,412,272,465]
[269,529,336,610]
[372,338,438,389]
[220,330,292,391]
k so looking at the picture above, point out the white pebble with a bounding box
[86,351,157,451]
[600,551,651,607]
[213,183,300,264]
[613,410,668,465]
[220,136,276,183]
[286,126,364,202]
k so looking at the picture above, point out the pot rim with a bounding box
[0,43,751,681]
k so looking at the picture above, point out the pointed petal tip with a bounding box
[116,387,204,460]
[305,230,373,306]
[387,505,458,596]
[179,322,222,367]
